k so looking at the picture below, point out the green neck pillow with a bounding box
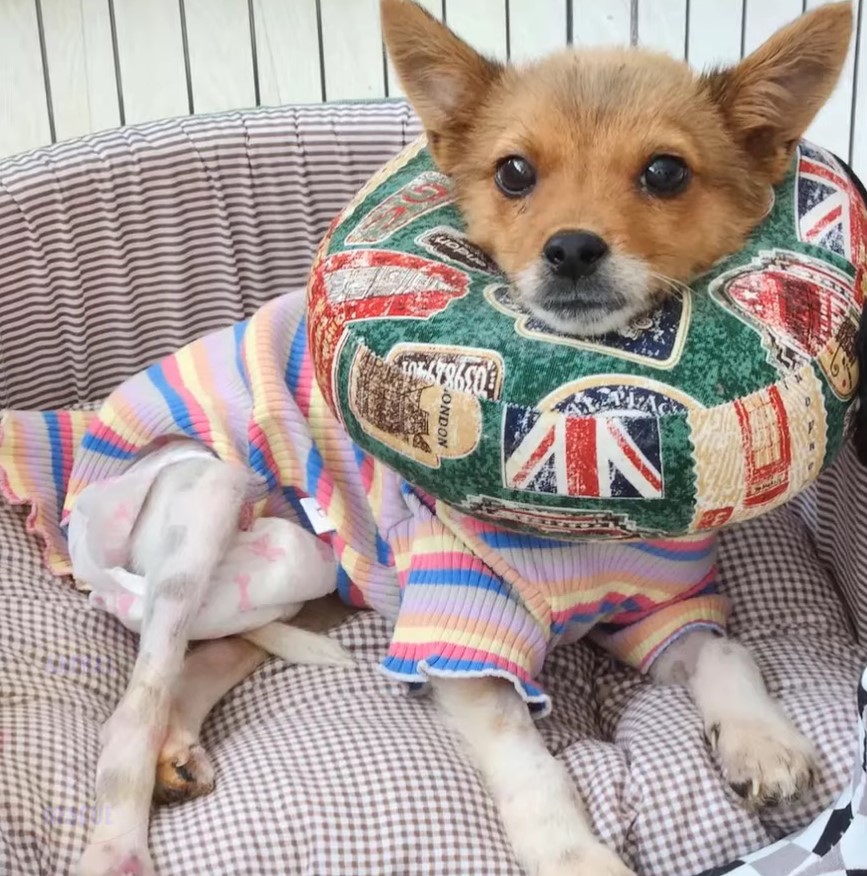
[308,137,867,540]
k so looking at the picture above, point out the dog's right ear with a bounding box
[381,0,502,171]
[702,2,852,182]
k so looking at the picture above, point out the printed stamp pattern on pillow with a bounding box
[308,138,867,539]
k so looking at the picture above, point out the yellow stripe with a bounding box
[393,623,537,672]
[307,380,350,531]
[174,344,235,461]
[603,596,730,668]
[548,575,699,613]
[245,308,302,489]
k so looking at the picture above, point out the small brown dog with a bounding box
[72,4,854,876]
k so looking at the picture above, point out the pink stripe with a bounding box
[315,476,334,512]
[410,550,488,573]
[295,348,313,418]
[88,422,143,456]
[57,411,74,488]
[358,453,374,492]
[645,535,716,552]
[160,355,213,445]
[608,570,718,626]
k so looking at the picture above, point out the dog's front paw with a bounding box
[708,714,818,809]
[154,734,215,804]
[77,842,156,876]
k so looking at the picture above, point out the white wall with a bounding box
[0,0,864,174]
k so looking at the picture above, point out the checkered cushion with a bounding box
[0,101,865,876]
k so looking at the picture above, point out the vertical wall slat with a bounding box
[386,0,443,98]
[40,0,120,142]
[253,0,321,105]
[446,0,508,60]
[804,0,860,161]
[687,0,743,69]
[508,0,568,62]
[320,0,385,100]
[637,0,688,57]
[183,0,256,114]
[853,0,866,175]
[571,0,632,46]
[0,0,52,157]
[112,0,189,124]
[0,0,864,174]
[742,0,801,54]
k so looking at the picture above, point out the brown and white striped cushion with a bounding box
[0,102,421,410]
[0,101,865,876]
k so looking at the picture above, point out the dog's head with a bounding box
[382,0,853,336]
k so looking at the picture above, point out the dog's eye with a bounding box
[641,155,690,197]
[495,156,536,198]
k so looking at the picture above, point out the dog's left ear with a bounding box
[381,0,503,172]
[703,2,853,181]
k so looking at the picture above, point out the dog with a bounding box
[56,2,854,875]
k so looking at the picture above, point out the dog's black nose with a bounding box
[543,230,609,279]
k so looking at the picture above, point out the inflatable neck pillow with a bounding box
[308,137,867,541]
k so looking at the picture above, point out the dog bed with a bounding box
[0,101,865,876]
[308,137,866,540]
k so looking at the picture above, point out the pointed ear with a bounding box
[381,0,503,171]
[702,2,853,180]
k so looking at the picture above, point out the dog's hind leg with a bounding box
[154,618,354,803]
[154,636,268,804]
[77,457,246,876]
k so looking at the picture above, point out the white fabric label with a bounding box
[300,496,336,535]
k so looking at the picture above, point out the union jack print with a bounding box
[796,142,867,273]
[502,408,663,499]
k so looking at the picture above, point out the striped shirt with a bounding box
[0,291,728,714]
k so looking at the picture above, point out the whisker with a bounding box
[650,272,692,298]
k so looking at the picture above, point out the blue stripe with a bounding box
[479,529,568,551]
[281,487,314,535]
[285,315,308,395]
[248,444,278,490]
[145,363,192,433]
[550,598,638,633]
[375,531,392,565]
[79,431,137,461]
[43,412,66,508]
[630,542,714,562]
[405,567,514,599]
[381,654,545,700]
[305,444,324,497]
[233,321,249,390]
[352,443,368,468]
[336,566,353,603]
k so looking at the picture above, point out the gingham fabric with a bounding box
[699,668,867,876]
[0,101,865,876]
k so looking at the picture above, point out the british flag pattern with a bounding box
[796,142,867,295]
[502,407,664,499]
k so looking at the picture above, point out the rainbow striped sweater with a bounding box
[0,292,728,713]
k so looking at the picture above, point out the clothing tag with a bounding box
[300,496,336,535]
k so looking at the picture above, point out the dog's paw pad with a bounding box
[77,843,155,876]
[711,716,818,810]
[154,741,215,804]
